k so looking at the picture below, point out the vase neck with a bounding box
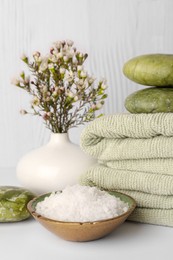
[49,133,70,145]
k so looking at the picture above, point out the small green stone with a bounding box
[0,186,35,222]
[125,87,173,113]
[123,54,173,86]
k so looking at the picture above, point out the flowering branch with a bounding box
[11,40,108,133]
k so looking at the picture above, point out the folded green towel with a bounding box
[80,113,173,161]
[80,113,173,227]
[107,158,173,176]
[80,165,173,196]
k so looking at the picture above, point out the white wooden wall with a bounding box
[1,0,173,168]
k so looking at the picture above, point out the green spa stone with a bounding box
[0,186,35,222]
[123,54,173,86]
[125,87,173,113]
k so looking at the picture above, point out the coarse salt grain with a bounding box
[35,185,129,222]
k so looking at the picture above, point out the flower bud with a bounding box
[25,76,30,84]
[43,113,49,120]
[91,104,97,110]
[20,71,25,79]
[47,112,52,117]
[11,77,20,86]
[101,83,107,90]
[33,51,40,58]
[63,56,68,62]
[88,77,95,84]
[66,40,74,46]
[50,48,54,54]
[50,55,58,63]
[20,109,27,115]
[52,91,58,98]
[96,102,102,109]
[53,41,62,49]
[57,52,63,59]
[46,97,50,102]
[31,96,40,106]
[21,53,28,63]
[60,87,65,92]
[74,95,78,101]
[67,91,74,98]
[43,86,48,93]
[79,53,83,58]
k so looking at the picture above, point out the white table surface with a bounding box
[1,168,172,260]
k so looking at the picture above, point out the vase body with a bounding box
[16,133,96,194]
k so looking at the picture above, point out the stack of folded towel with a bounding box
[80,113,173,227]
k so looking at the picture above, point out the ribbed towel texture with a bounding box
[80,113,173,227]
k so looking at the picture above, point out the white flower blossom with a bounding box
[46,97,51,102]
[48,63,54,70]
[43,85,48,93]
[67,49,75,58]
[74,95,78,101]
[60,67,66,74]
[49,55,58,63]
[63,56,68,62]
[101,83,107,90]
[96,102,103,109]
[77,65,83,71]
[83,80,88,89]
[39,58,48,72]
[78,79,84,85]
[67,91,74,98]
[52,91,58,98]
[72,56,77,64]
[74,77,79,83]
[64,70,74,82]
[31,96,40,106]
[80,71,87,78]
[57,52,63,59]
[14,40,107,133]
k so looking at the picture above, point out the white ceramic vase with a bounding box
[16,133,95,194]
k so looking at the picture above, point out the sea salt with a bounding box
[35,185,129,222]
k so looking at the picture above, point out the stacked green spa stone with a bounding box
[123,54,173,113]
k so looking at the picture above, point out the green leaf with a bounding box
[97,113,104,118]
[102,94,108,99]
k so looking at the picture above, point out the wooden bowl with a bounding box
[27,191,136,242]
